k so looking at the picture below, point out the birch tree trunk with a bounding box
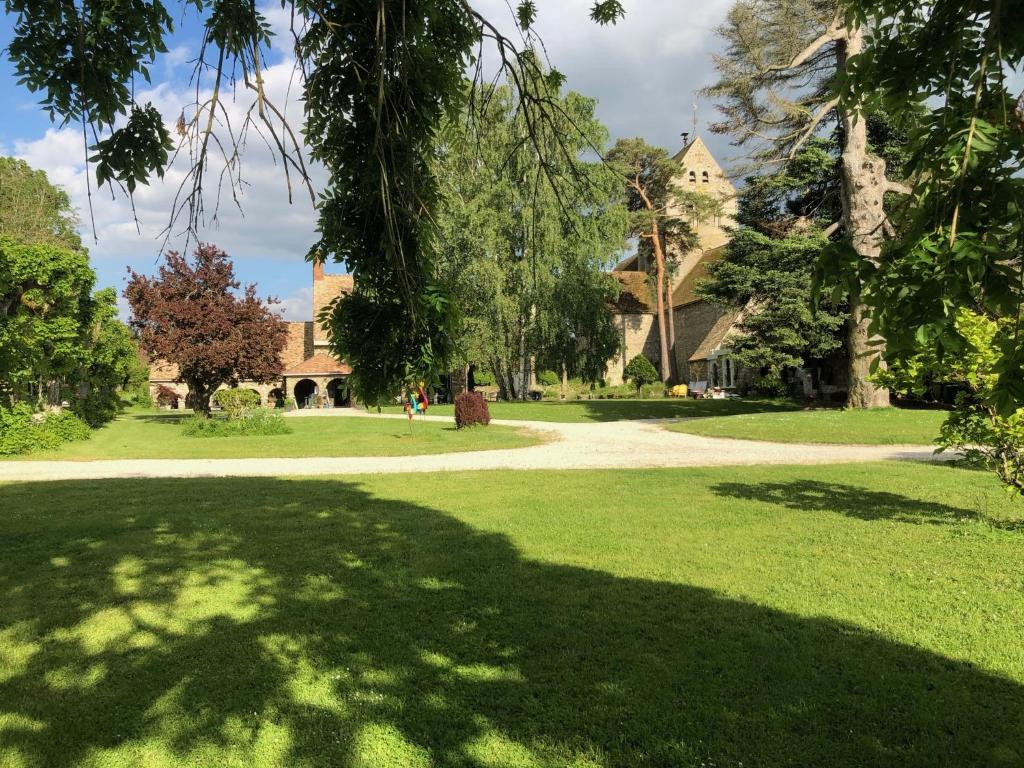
[838,27,891,409]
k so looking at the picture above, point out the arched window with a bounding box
[701,170,710,183]
[724,358,732,387]
[688,170,696,183]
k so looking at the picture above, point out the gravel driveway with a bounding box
[0,410,947,482]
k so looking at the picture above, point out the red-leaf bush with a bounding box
[454,390,490,428]
[155,385,180,408]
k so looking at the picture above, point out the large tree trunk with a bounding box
[186,380,215,416]
[838,27,890,409]
[649,222,672,383]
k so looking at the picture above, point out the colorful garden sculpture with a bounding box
[402,383,430,421]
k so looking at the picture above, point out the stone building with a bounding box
[148,262,355,409]
[606,135,747,390]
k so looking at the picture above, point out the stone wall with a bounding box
[674,300,727,383]
[149,381,284,408]
[605,313,661,386]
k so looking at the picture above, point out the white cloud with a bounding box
[470,0,734,156]
[276,285,313,322]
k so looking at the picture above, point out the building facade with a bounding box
[606,136,747,391]
[148,262,354,409]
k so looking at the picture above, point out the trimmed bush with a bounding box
[537,369,559,387]
[455,391,490,428]
[214,388,261,419]
[183,409,291,437]
[623,355,660,394]
[0,405,91,455]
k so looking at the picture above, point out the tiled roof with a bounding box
[283,352,352,376]
[689,309,742,362]
[609,271,655,313]
[672,245,727,307]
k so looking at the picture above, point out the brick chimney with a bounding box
[313,260,324,282]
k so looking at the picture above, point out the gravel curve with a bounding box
[0,409,948,483]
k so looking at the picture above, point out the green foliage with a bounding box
[72,288,143,426]
[213,388,261,420]
[183,409,291,438]
[0,236,95,402]
[433,70,626,398]
[454,391,491,429]
[4,1,629,406]
[307,1,476,407]
[472,369,496,387]
[701,226,846,382]
[0,404,36,455]
[623,355,659,393]
[537,370,559,387]
[876,310,1024,493]
[0,157,82,250]
[841,0,1024,412]
[0,404,90,455]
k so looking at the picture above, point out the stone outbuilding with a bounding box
[147,262,355,409]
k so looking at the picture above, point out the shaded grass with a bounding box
[668,406,948,445]
[383,397,799,423]
[5,409,539,461]
[1,462,1022,767]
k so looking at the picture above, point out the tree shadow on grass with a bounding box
[711,478,1024,529]
[0,478,1021,767]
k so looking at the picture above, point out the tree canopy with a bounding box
[838,0,1024,412]
[705,0,912,408]
[0,236,94,404]
[125,244,287,415]
[2,0,626,404]
[0,157,83,251]
[431,70,626,399]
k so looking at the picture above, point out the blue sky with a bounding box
[0,1,735,320]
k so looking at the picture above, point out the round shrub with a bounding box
[537,369,559,387]
[623,355,660,394]
[214,388,261,419]
[455,390,491,428]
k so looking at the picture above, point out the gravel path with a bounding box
[0,410,947,482]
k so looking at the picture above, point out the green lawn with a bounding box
[6,409,539,461]
[2,463,1022,767]
[384,396,799,422]
[669,406,948,445]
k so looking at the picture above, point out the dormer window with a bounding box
[688,170,696,183]
[701,170,710,183]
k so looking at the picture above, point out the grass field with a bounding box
[2,462,1022,767]
[5,409,540,461]
[669,406,948,445]
[383,397,799,422]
